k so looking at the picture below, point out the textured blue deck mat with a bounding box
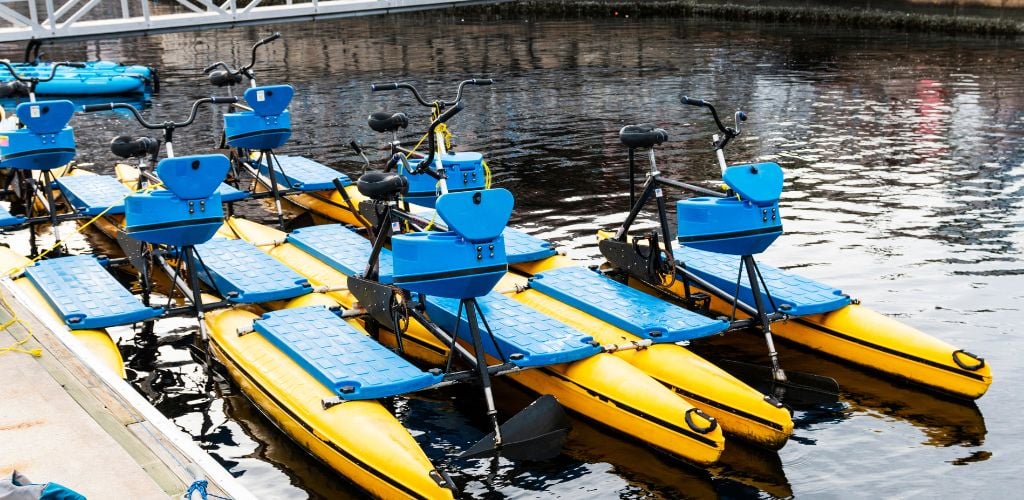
[288,224,393,283]
[253,306,441,399]
[216,183,249,202]
[425,292,600,367]
[56,175,129,215]
[195,238,309,303]
[24,255,163,329]
[531,266,729,343]
[0,205,25,227]
[503,229,557,264]
[255,155,352,191]
[673,244,851,317]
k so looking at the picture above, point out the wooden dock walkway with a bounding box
[0,281,252,500]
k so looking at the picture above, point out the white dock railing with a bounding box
[0,0,501,42]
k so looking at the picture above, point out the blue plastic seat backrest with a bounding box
[15,100,75,134]
[436,188,514,243]
[244,85,294,117]
[722,162,784,207]
[155,154,230,200]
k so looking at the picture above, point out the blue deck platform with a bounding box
[253,306,442,399]
[195,238,310,303]
[56,175,129,215]
[254,155,352,191]
[57,174,248,215]
[24,255,163,329]
[530,266,729,343]
[425,292,600,367]
[288,224,393,282]
[0,205,26,227]
[673,244,851,317]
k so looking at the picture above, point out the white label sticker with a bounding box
[30,106,40,118]
[256,90,266,102]
[655,187,664,198]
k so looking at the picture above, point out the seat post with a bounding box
[41,170,64,253]
[262,149,286,229]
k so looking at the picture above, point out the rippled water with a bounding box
[2,11,1022,498]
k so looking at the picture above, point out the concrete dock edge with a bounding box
[0,277,254,500]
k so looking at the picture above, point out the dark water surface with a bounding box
[2,12,1021,499]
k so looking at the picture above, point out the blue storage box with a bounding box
[124,191,224,246]
[403,151,485,208]
[677,197,782,255]
[0,100,76,170]
[224,85,293,150]
[392,232,508,298]
[392,188,514,299]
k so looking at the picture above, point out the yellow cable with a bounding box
[424,209,438,231]
[0,294,41,358]
[482,159,492,189]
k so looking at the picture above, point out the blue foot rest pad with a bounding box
[253,306,442,399]
[255,155,352,191]
[56,175,130,215]
[57,175,247,213]
[288,224,394,283]
[216,183,249,202]
[503,228,557,264]
[674,244,851,317]
[24,255,163,329]
[0,205,25,227]
[195,238,310,303]
[425,292,601,367]
[530,266,729,343]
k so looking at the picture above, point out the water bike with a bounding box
[0,39,157,97]
[197,32,362,229]
[596,96,991,401]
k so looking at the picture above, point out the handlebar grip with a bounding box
[349,140,363,155]
[472,78,494,86]
[737,111,748,122]
[263,32,281,43]
[62,62,86,69]
[371,82,399,92]
[83,103,114,112]
[210,96,239,104]
[681,96,707,107]
[437,101,464,124]
[203,62,221,74]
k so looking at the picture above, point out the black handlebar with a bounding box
[418,101,465,175]
[204,32,280,83]
[82,103,114,112]
[370,78,494,109]
[681,95,746,150]
[83,96,237,131]
[0,60,84,84]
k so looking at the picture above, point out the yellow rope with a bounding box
[423,209,438,231]
[9,179,164,277]
[482,159,492,189]
[0,294,41,358]
[408,131,429,157]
